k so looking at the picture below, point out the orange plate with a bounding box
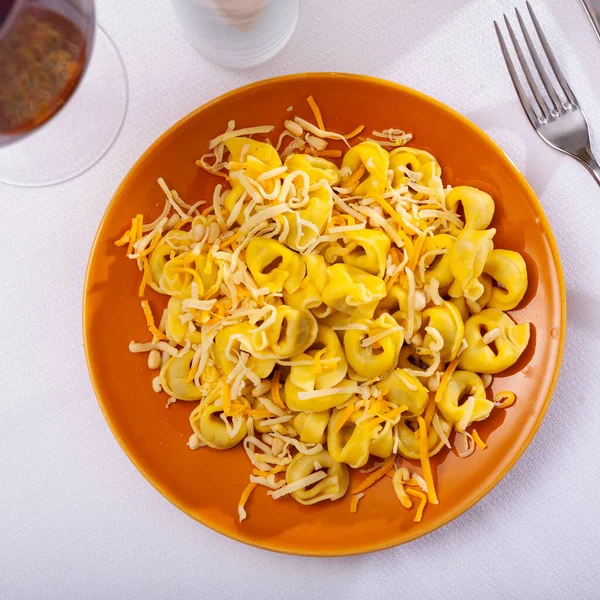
[83,73,565,556]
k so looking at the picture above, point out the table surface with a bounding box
[2,0,600,598]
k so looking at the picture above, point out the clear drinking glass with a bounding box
[0,0,128,187]
[171,0,299,69]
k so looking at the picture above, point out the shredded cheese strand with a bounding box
[417,416,438,505]
[349,456,395,495]
[140,300,166,341]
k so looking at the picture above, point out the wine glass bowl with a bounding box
[0,0,127,187]
[0,0,95,145]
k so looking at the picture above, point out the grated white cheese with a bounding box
[411,472,429,493]
[268,471,328,499]
[293,116,348,144]
[424,326,444,352]
[360,326,403,348]
[482,328,501,345]
[209,125,274,149]
[432,413,451,448]
[129,340,178,356]
[157,177,187,219]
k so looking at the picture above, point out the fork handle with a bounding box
[575,145,600,186]
[581,0,600,42]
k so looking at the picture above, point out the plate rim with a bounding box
[82,72,567,556]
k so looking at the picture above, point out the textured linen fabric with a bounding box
[1,0,599,598]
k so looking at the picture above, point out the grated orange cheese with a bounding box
[115,229,131,247]
[313,348,328,373]
[172,218,191,232]
[471,429,487,450]
[173,267,205,287]
[253,464,286,477]
[434,359,460,404]
[141,300,166,341]
[219,229,242,249]
[136,233,162,258]
[237,482,257,522]
[406,488,427,522]
[417,416,438,505]
[423,394,437,428]
[306,95,326,131]
[343,164,366,193]
[333,403,355,434]
[135,215,144,243]
[344,125,365,139]
[139,260,151,298]
[186,364,198,383]
[494,391,516,408]
[385,270,402,292]
[126,216,138,256]
[371,193,414,253]
[349,493,364,514]
[349,455,395,495]
[407,234,425,273]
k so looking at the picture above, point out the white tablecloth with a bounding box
[2,0,600,597]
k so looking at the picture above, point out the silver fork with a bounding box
[495,1,600,185]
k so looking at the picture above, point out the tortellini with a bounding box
[376,284,422,333]
[459,309,531,373]
[342,229,390,278]
[224,137,283,225]
[149,230,192,285]
[190,399,247,449]
[283,254,331,316]
[437,370,494,428]
[449,228,496,302]
[343,314,403,378]
[283,186,333,250]
[293,411,331,445]
[389,147,441,191]
[422,234,455,289]
[341,141,390,195]
[284,377,355,413]
[375,369,429,417]
[321,264,386,318]
[120,117,536,520]
[327,409,379,468]
[285,450,349,505]
[445,186,495,234]
[226,137,281,172]
[483,249,528,311]
[246,305,318,359]
[161,351,203,400]
[214,323,276,378]
[289,325,348,392]
[395,417,451,459]
[160,252,219,299]
[166,297,202,345]
[369,421,394,459]
[149,229,219,300]
[246,238,306,294]
[284,154,340,186]
[421,301,464,361]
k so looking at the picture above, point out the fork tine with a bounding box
[503,14,550,120]
[515,7,561,112]
[494,21,539,125]
[526,0,577,105]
